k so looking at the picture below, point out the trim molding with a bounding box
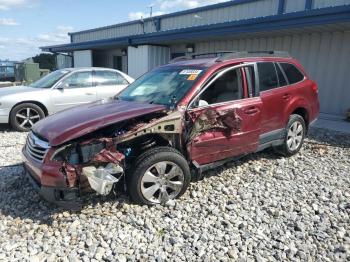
[278,0,286,14]
[305,0,313,10]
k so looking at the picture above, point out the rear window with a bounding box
[280,63,304,84]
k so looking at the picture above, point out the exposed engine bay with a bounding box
[49,110,184,196]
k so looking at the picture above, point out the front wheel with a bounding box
[127,147,191,205]
[275,114,306,156]
[10,103,45,132]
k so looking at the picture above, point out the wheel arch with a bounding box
[119,133,183,159]
[9,101,49,123]
[284,97,311,130]
[291,107,309,129]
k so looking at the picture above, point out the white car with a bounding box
[0,67,134,131]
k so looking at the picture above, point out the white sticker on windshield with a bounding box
[179,69,202,75]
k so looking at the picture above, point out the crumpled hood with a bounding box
[0,85,39,97]
[32,100,167,146]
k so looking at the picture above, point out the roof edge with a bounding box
[41,5,350,53]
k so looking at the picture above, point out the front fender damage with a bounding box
[54,110,184,206]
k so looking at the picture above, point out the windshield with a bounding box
[117,67,206,106]
[30,69,70,88]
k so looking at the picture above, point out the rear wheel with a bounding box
[275,114,306,156]
[10,103,45,132]
[127,147,191,205]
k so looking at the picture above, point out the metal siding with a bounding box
[70,0,282,43]
[72,23,144,43]
[128,45,170,78]
[171,30,349,115]
[285,0,306,12]
[128,46,149,78]
[148,46,170,70]
[313,0,350,8]
[73,50,92,67]
[161,0,278,31]
[69,0,350,43]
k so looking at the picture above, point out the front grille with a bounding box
[25,132,50,162]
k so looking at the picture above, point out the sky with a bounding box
[0,0,229,61]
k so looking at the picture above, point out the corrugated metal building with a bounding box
[41,0,350,117]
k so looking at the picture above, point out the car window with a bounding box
[7,67,14,74]
[30,69,70,89]
[62,71,93,88]
[257,62,278,92]
[275,63,288,87]
[198,68,244,105]
[95,70,129,86]
[244,66,256,97]
[280,63,305,84]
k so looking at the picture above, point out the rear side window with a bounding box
[275,63,288,87]
[257,62,278,92]
[280,63,304,84]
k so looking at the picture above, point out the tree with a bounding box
[32,53,56,71]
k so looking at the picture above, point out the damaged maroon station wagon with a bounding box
[22,51,320,207]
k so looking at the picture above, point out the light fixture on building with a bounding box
[186,44,195,53]
[121,49,127,56]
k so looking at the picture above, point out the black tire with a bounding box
[275,114,306,157]
[127,147,191,205]
[10,103,45,132]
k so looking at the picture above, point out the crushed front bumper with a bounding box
[22,147,82,209]
[24,165,81,209]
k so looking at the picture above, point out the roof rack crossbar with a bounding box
[168,51,234,64]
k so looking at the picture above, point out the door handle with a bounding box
[244,107,259,115]
[283,94,291,100]
[85,92,94,95]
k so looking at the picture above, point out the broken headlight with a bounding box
[51,141,105,164]
[51,144,78,164]
[79,142,105,163]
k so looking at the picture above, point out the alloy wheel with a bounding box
[287,121,304,151]
[140,161,184,204]
[15,108,41,128]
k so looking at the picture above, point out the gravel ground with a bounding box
[0,127,349,261]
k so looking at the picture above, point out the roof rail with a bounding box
[168,51,291,64]
[216,51,291,61]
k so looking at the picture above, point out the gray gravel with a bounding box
[0,127,349,261]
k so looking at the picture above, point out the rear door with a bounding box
[94,70,130,100]
[258,62,290,133]
[50,70,97,113]
[186,64,262,165]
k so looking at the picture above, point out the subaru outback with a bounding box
[22,51,320,207]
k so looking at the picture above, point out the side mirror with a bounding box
[198,100,209,107]
[56,82,69,89]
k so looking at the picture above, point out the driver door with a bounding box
[50,71,97,113]
[186,64,262,165]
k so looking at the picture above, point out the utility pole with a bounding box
[149,4,154,17]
